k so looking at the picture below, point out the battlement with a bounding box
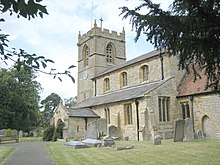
[78,25,125,44]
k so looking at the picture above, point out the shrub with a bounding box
[6,129,13,137]
[43,125,55,141]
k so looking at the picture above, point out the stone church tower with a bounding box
[77,20,126,103]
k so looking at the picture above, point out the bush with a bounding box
[6,129,13,136]
[43,125,55,141]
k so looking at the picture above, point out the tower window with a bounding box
[120,72,127,87]
[140,65,149,82]
[103,78,110,92]
[106,43,114,63]
[83,45,89,67]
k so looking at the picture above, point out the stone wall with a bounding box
[177,93,220,139]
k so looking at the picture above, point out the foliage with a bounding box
[120,0,220,89]
[42,125,55,141]
[52,120,65,141]
[0,147,14,164]
[0,66,41,131]
[40,93,61,127]
[6,128,13,137]
[64,96,77,107]
[0,0,75,82]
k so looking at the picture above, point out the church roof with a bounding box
[75,78,172,108]
[93,49,165,79]
[68,107,99,118]
[177,65,213,97]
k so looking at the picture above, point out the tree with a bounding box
[120,0,220,89]
[40,93,61,126]
[0,65,41,131]
[64,96,77,108]
[0,0,75,82]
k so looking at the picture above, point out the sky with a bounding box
[1,0,173,101]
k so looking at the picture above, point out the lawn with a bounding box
[47,139,220,165]
[0,147,14,164]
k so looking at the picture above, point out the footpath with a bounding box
[1,142,56,165]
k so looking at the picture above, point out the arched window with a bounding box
[103,78,110,92]
[106,43,114,63]
[181,102,190,119]
[158,97,170,122]
[120,72,127,87]
[140,65,149,82]
[83,45,89,67]
[104,108,111,124]
[124,104,133,125]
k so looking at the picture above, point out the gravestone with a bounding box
[174,119,185,142]
[184,118,194,141]
[97,118,107,137]
[197,130,203,139]
[85,120,98,139]
[108,125,118,137]
[103,135,115,147]
[19,130,23,138]
[153,135,162,145]
[12,129,18,136]
[0,129,6,135]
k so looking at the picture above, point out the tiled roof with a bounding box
[93,49,165,79]
[75,78,172,108]
[67,107,99,118]
[177,65,213,97]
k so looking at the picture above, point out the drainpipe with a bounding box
[159,49,164,80]
[134,98,140,141]
[189,96,195,134]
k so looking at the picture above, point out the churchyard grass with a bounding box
[0,147,14,163]
[47,139,220,165]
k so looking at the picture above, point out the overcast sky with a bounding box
[1,0,173,101]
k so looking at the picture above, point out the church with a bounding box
[51,20,220,141]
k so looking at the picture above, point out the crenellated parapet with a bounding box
[78,20,125,45]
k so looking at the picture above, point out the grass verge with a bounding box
[0,147,14,164]
[47,139,220,165]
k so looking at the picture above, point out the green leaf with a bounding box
[45,59,54,63]
[68,65,76,69]
[58,77,62,82]
[37,4,48,15]
[68,74,75,83]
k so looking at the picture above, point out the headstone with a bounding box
[0,129,6,136]
[184,118,194,141]
[19,130,23,138]
[153,135,162,145]
[85,120,98,139]
[12,129,18,136]
[174,119,185,142]
[108,125,118,137]
[97,118,107,137]
[197,130,203,139]
[103,135,115,147]
[82,139,102,147]
[65,140,88,149]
